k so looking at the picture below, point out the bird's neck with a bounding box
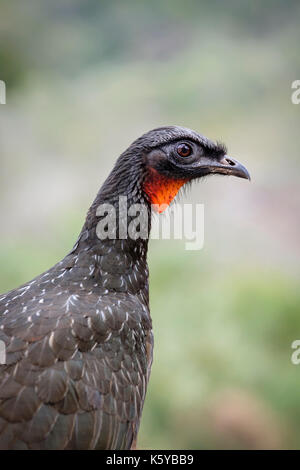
[59,153,150,299]
[74,150,151,262]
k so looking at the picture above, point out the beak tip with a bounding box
[242,170,251,181]
[226,156,251,182]
[244,169,251,181]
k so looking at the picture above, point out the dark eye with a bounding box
[177,143,192,157]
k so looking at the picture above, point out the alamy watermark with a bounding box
[291,340,300,365]
[0,80,6,104]
[96,197,204,250]
[0,340,6,364]
[291,80,300,104]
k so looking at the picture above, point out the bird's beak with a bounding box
[203,155,251,180]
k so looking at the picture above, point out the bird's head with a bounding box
[134,126,250,212]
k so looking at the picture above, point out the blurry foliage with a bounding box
[1,0,300,85]
[138,243,300,448]
[1,0,300,449]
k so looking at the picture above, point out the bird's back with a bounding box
[0,244,153,449]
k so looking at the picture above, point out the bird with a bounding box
[0,126,250,449]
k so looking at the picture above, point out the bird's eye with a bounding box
[177,143,192,157]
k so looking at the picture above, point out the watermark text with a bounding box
[0,340,6,364]
[96,197,204,251]
[291,80,300,104]
[0,80,6,104]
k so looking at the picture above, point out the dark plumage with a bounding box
[0,126,250,449]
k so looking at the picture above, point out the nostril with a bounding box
[225,158,235,166]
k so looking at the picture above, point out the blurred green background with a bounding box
[1,0,300,449]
